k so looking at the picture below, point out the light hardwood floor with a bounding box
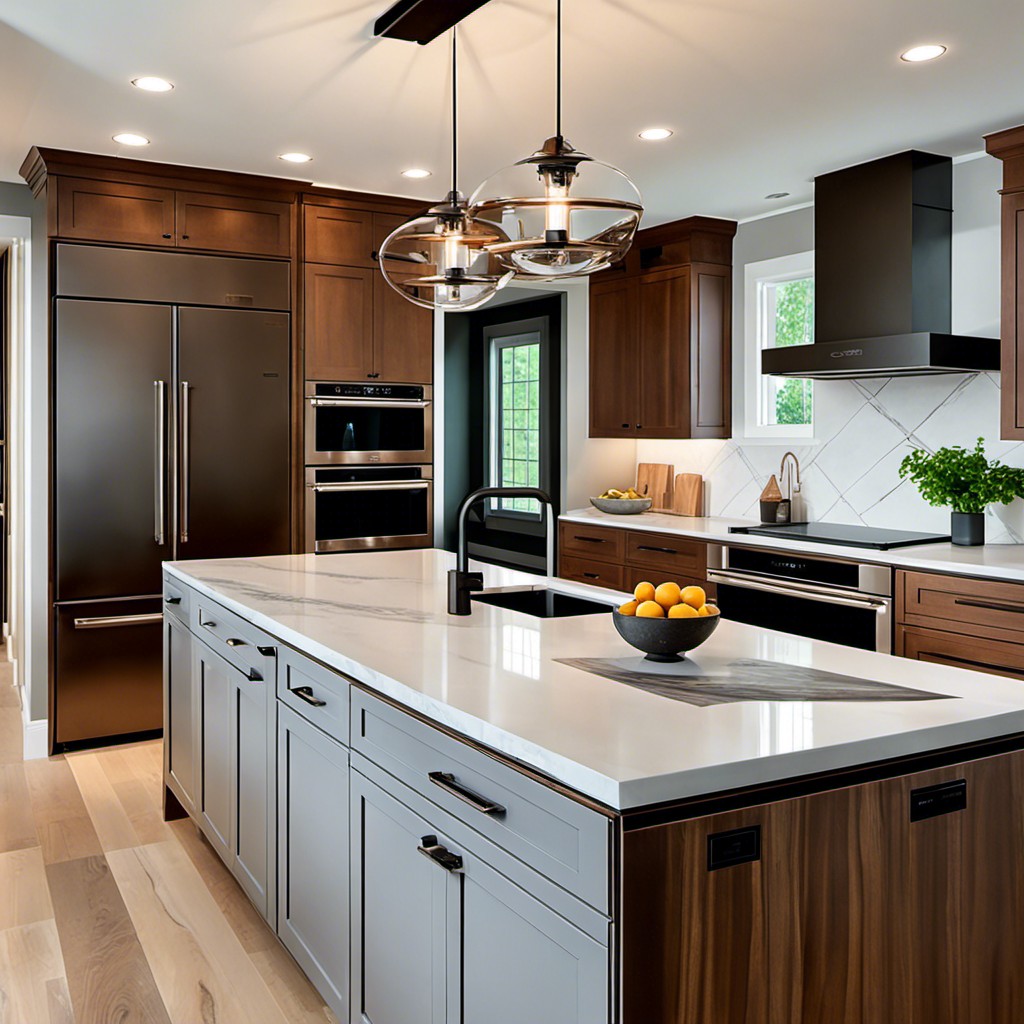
[0,657,338,1023]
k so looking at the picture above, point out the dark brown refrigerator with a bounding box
[53,244,291,749]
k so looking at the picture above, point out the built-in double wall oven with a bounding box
[305,382,433,553]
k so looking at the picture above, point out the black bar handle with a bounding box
[429,771,505,815]
[417,835,463,873]
[201,619,216,628]
[292,685,327,708]
[573,535,608,544]
[637,544,679,555]
[164,595,181,605]
[954,598,1024,615]
[245,668,263,683]
[257,645,277,657]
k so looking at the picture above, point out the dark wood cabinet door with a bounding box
[303,205,375,267]
[175,191,292,256]
[372,212,408,254]
[589,276,638,437]
[373,275,433,383]
[637,268,690,438]
[57,177,176,246]
[690,264,732,438]
[304,264,374,381]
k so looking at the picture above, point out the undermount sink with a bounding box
[471,587,614,619]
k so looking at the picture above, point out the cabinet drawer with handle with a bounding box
[351,687,611,912]
[558,522,626,562]
[162,575,190,625]
[625,530,705,576]
[558,553,625,591]
[899,570,1024,642]
[192,596,275,683]
[277,645,349,745]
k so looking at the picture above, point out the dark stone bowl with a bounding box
[612,608,721,663]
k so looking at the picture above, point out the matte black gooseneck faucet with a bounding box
[447,486,555,615]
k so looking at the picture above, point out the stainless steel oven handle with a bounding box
[309,481,430,494]
[707,569,889,611]
[180,380,191,544]
[307,397,431,410]
[153,380,166,546]
[74,613,164,630]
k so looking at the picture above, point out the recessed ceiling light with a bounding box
[279,152,313,163]
[131,76,174,92]
[638,128,673,141]
[112,132,150,147]
[402,168,432,179]
[765,192,791,200]
[900,44,947,63]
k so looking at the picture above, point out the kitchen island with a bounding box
[163,549,1024,1024]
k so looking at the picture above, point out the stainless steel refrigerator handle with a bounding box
[308,481,430,494]
[73,613,164,630]
[307,397,431,410]
[706,569,889,611]
[180,381,191,543]
[153,380,166,545]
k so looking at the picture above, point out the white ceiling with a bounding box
[2,0,1024,225]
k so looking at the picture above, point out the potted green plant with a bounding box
[899,438,1024,546]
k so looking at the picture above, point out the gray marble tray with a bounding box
[556,656,954,708]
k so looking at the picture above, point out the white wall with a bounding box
[636,154,1021,540]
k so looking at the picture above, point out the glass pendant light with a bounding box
[468,0,643,280]
[379,31,513,312]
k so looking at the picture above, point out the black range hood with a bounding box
[761,150,1000,379]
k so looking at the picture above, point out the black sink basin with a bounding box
[471,588,613,619]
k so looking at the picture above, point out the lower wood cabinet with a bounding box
[277,703,349,1021]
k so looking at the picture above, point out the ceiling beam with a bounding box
[374,0,494,45]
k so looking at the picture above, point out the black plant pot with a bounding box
[951,512,985,546]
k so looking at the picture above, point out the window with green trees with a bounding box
[759,276,814,427]
[492,334,542,514]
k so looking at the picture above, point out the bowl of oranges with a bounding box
[612,582,721,662]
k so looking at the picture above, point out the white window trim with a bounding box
[735,250,817,444]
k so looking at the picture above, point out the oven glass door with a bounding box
[715,583,890,653]
[307,399,430,464]
[308,467,432,552]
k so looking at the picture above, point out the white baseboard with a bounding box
[22,716,49,760]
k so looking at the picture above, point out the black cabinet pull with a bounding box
[245,668,263,683]
[292,685,326,708]
[574,535,607,544]
[954,597,1024,615]
[181,234,190,240]
[428,771,505,815]
[201,619,216,628]
[637,424,643,429]
[162,233,172,239]
[417,835,463,873]
[225,637,246,647]
[583,572,600,580]
[637,544,679,556]
[257,645,277,657]
[164,595,181,605]
[621,423,630,429]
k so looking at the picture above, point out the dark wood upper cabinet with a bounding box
[57,177,176,247]
[175,192,291,257]
[985,124,1024,439]
[304,264,375,381]
[303,205,375,267]
[373,275,433,384]
[589,217,735,439]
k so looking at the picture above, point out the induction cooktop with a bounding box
[728,522,951,550]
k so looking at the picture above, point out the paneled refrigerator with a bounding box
[53,244,291,749]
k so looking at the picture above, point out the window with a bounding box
[491,331,542,514]
[741,251,815,440]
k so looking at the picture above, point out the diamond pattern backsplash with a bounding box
[635,372,1024,543]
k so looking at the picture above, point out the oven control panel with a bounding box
[312,382,425,401]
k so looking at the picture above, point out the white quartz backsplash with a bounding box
[636,371,1024,543]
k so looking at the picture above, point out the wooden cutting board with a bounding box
[636,463,674,510]
[671,473,704,516]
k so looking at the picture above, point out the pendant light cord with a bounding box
[451,28,458,196]
[555,0,562,146]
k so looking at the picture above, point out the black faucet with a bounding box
[447,486,555,615]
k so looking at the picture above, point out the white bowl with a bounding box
[590,496,653,515]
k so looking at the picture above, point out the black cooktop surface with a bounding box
[729,522,951,550]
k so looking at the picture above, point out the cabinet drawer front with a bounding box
[559,522,626,561]
[626,530,705,576]
[162,576,190,625]
[191,596,275,683]
[898,625,1024,679]
[901,570,1024,640]
[351,689,611,912]
[624,566,714,600]
[558,554,624,591]
[277,646,349,745]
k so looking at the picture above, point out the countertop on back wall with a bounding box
[560,508,1024,583]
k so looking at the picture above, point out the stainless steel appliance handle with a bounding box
[308,481,430,494]
[307,397,431,410]
[180,381,191,543]
[73,613,164,630]
[706,569,889,611]
[153,380,166,545]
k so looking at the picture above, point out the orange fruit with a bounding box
[618,600,638,616]
[634,581,656,603]
[654,582,682,608]
[705,604,720,616]
[681,585,706,609]
[636,600,665,618]
[669,603,699,618]
[697,604,711,617]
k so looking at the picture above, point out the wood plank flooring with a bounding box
[0,657,338,1023]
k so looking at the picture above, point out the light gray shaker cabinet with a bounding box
[163,610,196,816]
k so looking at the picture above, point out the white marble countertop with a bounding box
[561,507,1024,582]
[166,549,1024,811]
